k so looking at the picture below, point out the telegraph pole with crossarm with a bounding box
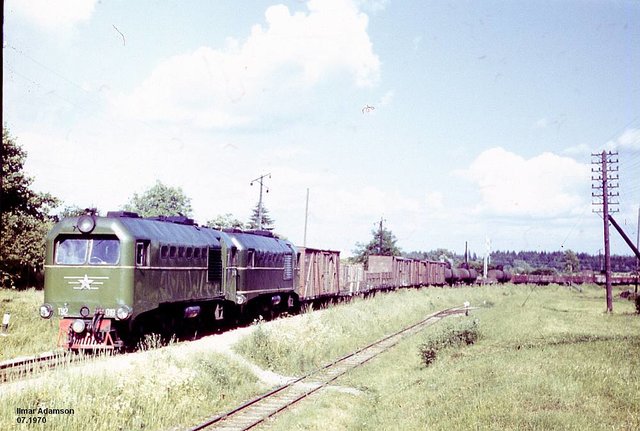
[591,151,619,312]
[250,173,271,231]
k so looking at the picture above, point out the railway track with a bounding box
[0,351,74,383]
[188,306,468,431]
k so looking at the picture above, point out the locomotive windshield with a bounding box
[55,236,120,265]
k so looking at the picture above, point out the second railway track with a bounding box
[189,306,468,431]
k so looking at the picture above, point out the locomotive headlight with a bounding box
[71,319,86,334]
[77,214,96,234]
[115,305,132,321]
[39,304,53,319]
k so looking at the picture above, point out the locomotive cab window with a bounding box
[55,235,120,265]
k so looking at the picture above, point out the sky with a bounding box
[3,0,640,258]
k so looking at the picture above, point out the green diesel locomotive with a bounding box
[40,211,299,350]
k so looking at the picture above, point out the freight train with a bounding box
[40,211,636,351]
[40,211,454,350]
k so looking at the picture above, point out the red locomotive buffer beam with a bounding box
[607,215,640,261]
[57,318,118,350]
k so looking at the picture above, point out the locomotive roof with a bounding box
[49,213,299,252]
[115,217,223,246]
[225,230,294,254]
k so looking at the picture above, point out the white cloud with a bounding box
[533,116,567,131]
[425,191,444,212]
[562,143,591,156]
[112,0,380,129]
[356,0,389,14]
[457,147,589,218]
[7,0,96,31]
[605,128,640,151]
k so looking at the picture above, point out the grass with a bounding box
[234,287,465,375]
[1,344,261,431]
[257,284,640,431]
[418,318,480,366]
[0,288,59,360]
[1,283,638,430]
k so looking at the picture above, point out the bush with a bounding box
[418,319,480,367]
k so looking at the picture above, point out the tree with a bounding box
[426,248,456,263]
[246,202,274,230]
[1,127,59,288]
[122,180,192,218]
[56,204,88,220]
[206,213,246,230]
[351,224,401,264]
[563,249,580,274]
[512,259,533,274]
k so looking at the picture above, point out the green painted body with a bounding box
[44,215,227,324]
[43,215,298,338]
[224,231,297,302]
[44,218,135,319]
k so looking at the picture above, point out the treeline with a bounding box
[405,249,638,274]
[490,250,638,274]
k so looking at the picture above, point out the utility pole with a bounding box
[250,173,270,230]
[636,206,639,294]
[377,217,386,255]
[303,188,309,247]
[591,151,619,312]
[484,236,491,280]
[464,241,468,264]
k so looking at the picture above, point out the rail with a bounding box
[0,351,69,383]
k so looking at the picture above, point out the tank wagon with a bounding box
[486,268,512,284]
[511,272,637,286]
[444,263,479,285]
[40,211,299,350]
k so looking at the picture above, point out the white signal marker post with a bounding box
[483,237,491,281]
[1,313,10,336]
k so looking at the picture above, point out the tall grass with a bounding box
[257,284,640,431]
[234,288,462,375]
[1,345,260,431]
[419,318,480,366]
[0,289,58,360]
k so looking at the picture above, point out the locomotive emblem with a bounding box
[64,274,108,290]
